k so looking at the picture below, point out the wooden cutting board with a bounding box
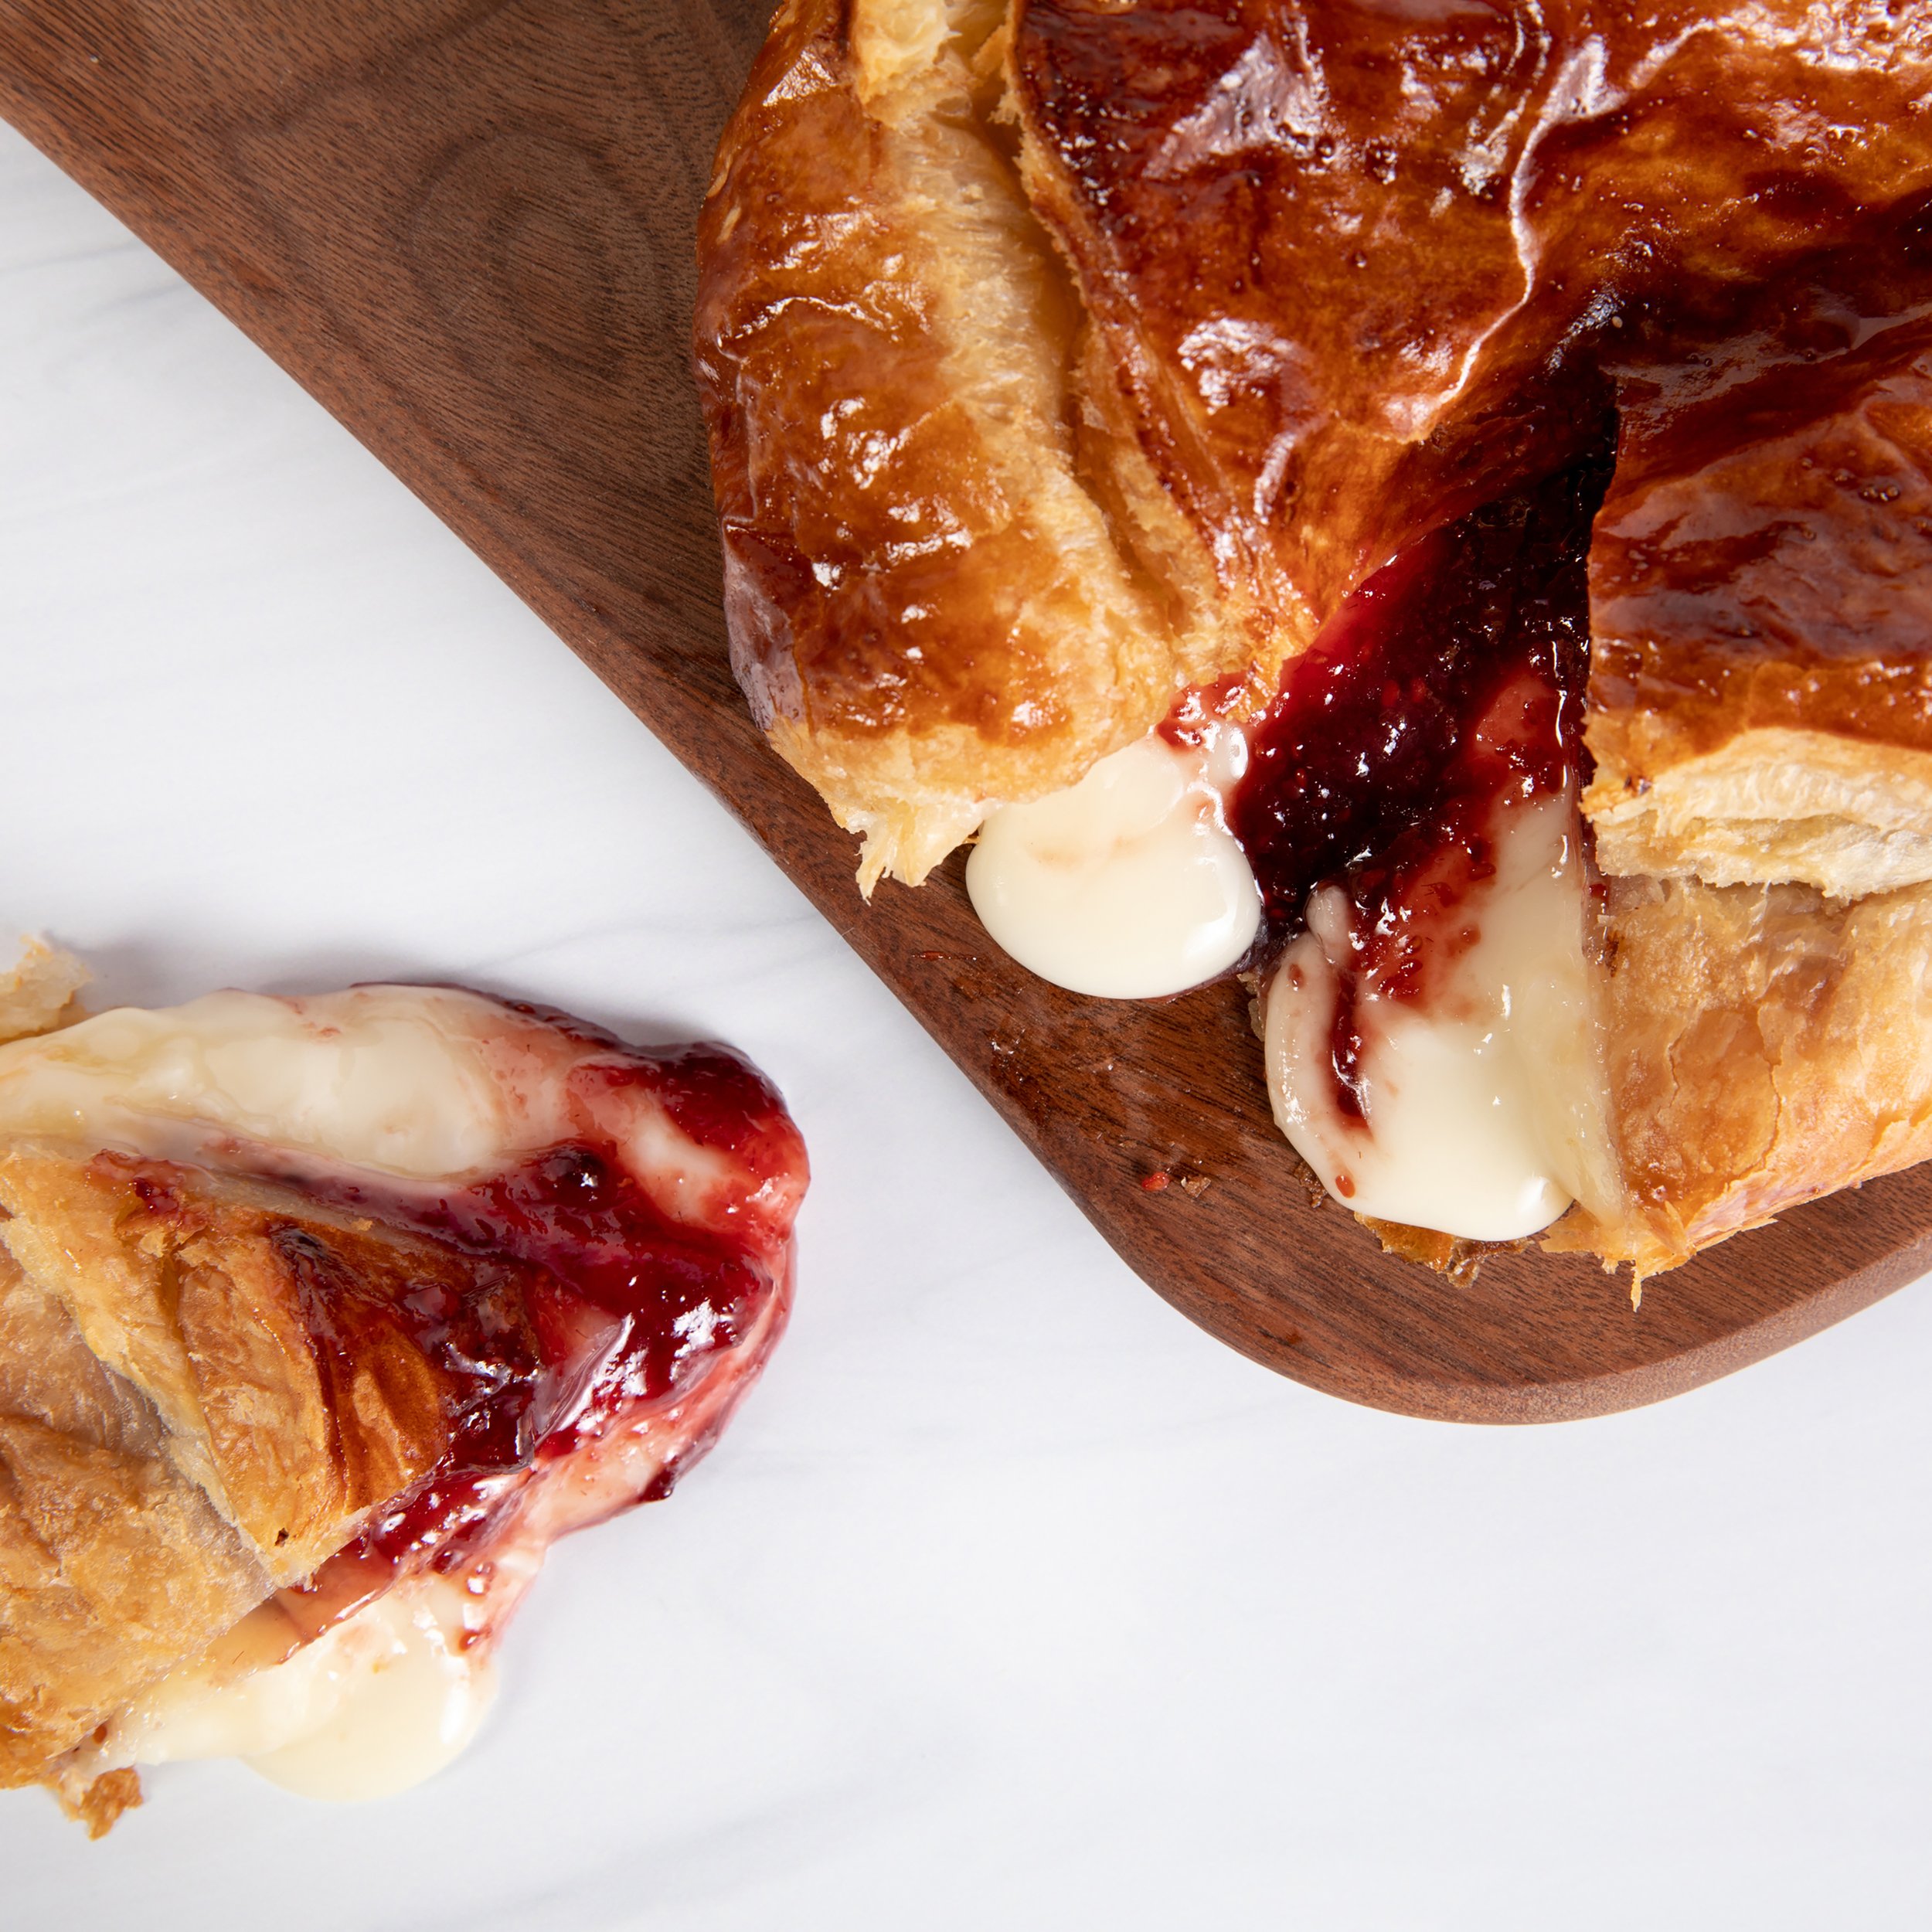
[5,0,1927,1422]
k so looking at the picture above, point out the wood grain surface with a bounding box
[4,0,1927,1422]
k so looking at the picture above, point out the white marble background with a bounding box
[2,121,1931,1930]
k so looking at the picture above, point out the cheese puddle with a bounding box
[106,1577,497,1802]
[966,728,1260,998]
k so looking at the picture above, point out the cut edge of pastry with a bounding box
[1584,726,1932,899]
[1546,873,1932,1274]
[0,1226,279,1796]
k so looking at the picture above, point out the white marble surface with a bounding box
[3,120,1932,1929]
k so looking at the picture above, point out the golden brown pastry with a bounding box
[1583,327,1932,897]
[0,1163,449,1804]
[1556,878,1932,1268]
[0,957,806,1831]
[699,0,1932,872]
[698,0,1932,1276]
[697,0,1260,890]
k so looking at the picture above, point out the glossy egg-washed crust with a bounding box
[697,0,1263,891]
[1012,0,1932,882]
[698,0,1932,888]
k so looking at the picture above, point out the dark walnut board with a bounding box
[5,0,1928,1422]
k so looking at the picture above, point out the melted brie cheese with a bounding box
[0,983,736,1221]
[0,989,511,1175]
[1264,794,1620,1243]
[966,727,1260,998]
[105,1577,496,1802]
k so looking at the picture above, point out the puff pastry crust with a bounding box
[699,0,1932,883]
[1584,323,1932,898]
[699,0,1932,1270]
[1553,879,1932,1273]
[697,0,1259,889]
[0,1158,453,1798]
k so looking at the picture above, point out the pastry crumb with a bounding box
[55,1767,142,1838]
[0,938,88,1044]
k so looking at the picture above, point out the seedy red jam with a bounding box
[130,1026,802,1611]
[1229,441,1613,1119]
[305,1138,772,1570]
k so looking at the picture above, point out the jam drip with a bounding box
[1230,440,1614,1119]
[303,1140,770,1570]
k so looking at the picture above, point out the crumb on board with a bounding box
[1361,1215,1522,1286]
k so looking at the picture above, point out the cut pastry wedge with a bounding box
[0,953,806,1832]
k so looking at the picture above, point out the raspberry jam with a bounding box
[1230,444,1613,1119]
[321,1041,795,1573]
[326,1142,771,1567]
[104,1026,802,1610]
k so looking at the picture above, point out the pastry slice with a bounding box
[0,954,806,1832]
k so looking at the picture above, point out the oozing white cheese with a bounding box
[105,1577,496,1802]
[0,983,737,1222]
[966,727,1260,998]
[0,988,510,1175]
[1263,794,1615,1242]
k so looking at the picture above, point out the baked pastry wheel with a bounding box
[0,944,805,1832]
[696,0,1932,1277]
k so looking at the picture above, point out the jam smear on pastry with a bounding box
[1238,444,1621,1244]
[0,965,805,1831]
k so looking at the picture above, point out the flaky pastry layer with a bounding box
[1546,876,1932,1273]
[697,0,1268,889]
[0,1154,458,1793]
